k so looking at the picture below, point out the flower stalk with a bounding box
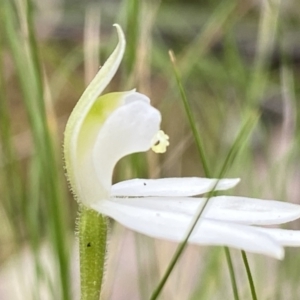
[79,206,107,300]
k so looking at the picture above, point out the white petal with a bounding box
[110,196,300,226]
[255,228,300,247]
[206,196,300,225]
[110,196,200,213]
[111,177,240,197]
[92,201,283,259]
[93,100,161,191]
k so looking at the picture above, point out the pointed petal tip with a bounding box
[215,177,240,191]
[230,178,241,186]
[238,243,284,260]
[276,248,285,260]
[292,205,300,219]
[113,24,125,41]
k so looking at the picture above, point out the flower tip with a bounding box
[276,248,285,260]
[234,178,241,185]
[112,24,125,45]
[228,178,241,189]
[267,243,284,260]
[216,177,241,191]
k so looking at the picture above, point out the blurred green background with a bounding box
[1,0,300,299]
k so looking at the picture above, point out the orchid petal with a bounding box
[92,201,283,259]
[111,177,240,197]
[206,196,300,225]
[93,99,161,192]
[110,196,300,225]
[64,24,126,205]
[255,228,300,247]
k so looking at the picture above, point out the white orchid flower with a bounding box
[64,24,300,260]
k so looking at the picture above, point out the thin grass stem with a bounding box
[150,50,260,300]
[2,2,71,298]
[225,247,240,300]
[242,250,258,300]
[168,50,211,177]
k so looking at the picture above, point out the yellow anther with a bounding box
[151,130,170,153]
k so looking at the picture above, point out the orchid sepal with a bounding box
[64,24,128,300]
[64,24,127,206]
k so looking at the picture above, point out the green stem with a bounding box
[79,206,108,300]
[224,247,240,300]
[169,50,211,177]
[241,250,258,300]
[154,50,240,300]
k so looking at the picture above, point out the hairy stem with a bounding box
[79,206,107,300]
